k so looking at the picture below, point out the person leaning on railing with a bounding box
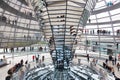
[5,59,24,80]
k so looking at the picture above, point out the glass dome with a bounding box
[84,0,120,57]
[0,0,119,80]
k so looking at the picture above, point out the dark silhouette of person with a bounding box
[88,19,91,23]
[32,55,35,62]
[42,56,44,62]
[105,59,108,64]
[115,57,117,65]
[87,54,89,62]
[109,55,113,61]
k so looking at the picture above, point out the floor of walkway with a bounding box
[0,50,120,80]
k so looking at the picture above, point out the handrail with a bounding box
[87,20,120,25]
[0,19,39,32]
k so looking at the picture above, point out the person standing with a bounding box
[87,54,89,62]
[42,56,44,62]
[44,47,47,51]
[38,54,40,60]
[88,19,91,23]
[105,59,108,64]
[74,54,77,58]
[4,48,6,53]
[32,55,35,62]
[112,58,114,65]
[96,58,98,65]
[117,63,120,71]
[36,57,38,63]
[25,60,28,70]
[115,57,117,65]
[6,48,8,52]
[16,47,19,51]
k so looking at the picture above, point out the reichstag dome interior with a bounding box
[0,0,120,80]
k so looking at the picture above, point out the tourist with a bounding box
[16,47,19,51]
[44,47,47,51]
[74,54,77,58]
[105,59,108,64]
[96,58,98,65]
[109,55,113,61]
[6,48,8,52]
[42,56,44,62]
[112,58,115,65]
[117,63,120,71]
[88,19,91,23]
[36,57,38,63]
[20,59,24,66]
[38,54,40,60]
[87,54,89,62]
[32,55,35,62]
[115,57,117,65]
[25,60,29,71]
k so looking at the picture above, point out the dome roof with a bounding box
[86,0,120,35]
